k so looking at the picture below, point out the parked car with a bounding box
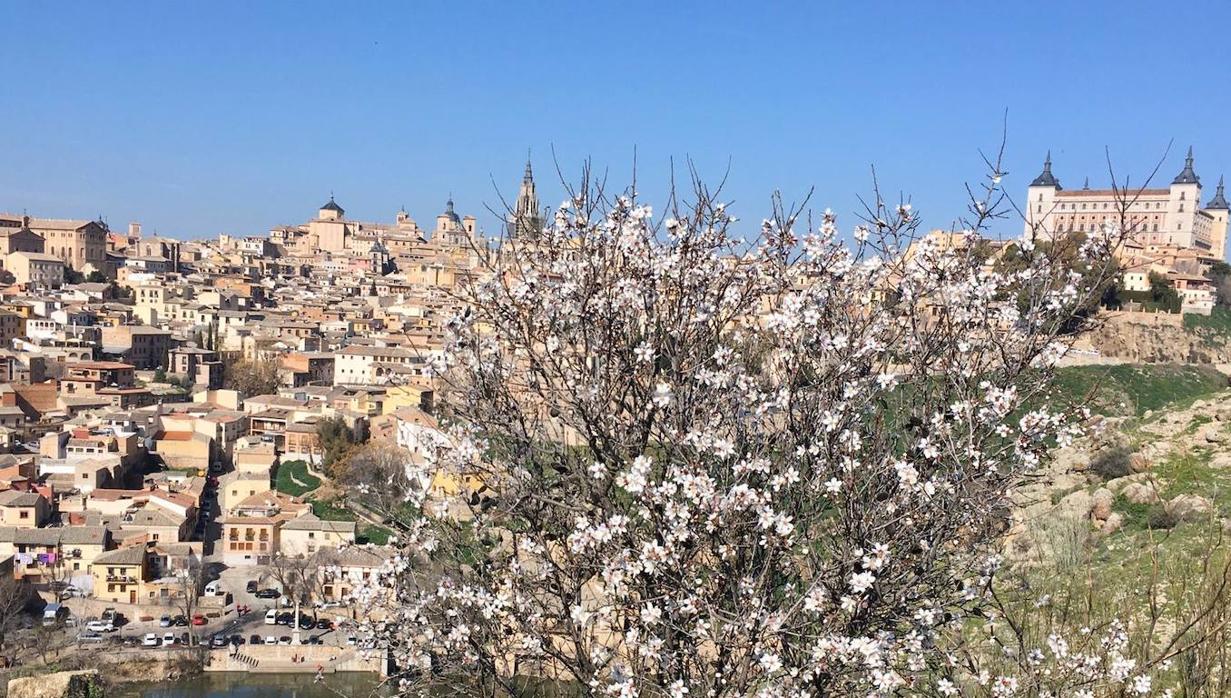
[246,580,258,594]
[315,619,332,631]
[263,636,277,645]
[191,615,206,626]
[171,615,188,627]
[158,616,172,628]
[85,620,114,633]
[179,632,190,645]
[210,635,228,648]
[76,632,106,643]
[276,613,292,626]
[277,636,291,645]
[230,634,244,646]
[305,636,322,645]
[142,633,160,647]
[264,609,278,625]
[162,633,177,645]
[254,588,280,599]
[249,633,263,645]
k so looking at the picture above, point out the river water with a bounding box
[111,672,390,697]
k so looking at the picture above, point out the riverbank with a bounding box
[109,672,388,697]
[0,653,201,697]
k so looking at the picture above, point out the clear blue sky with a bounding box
[3,2,1230,241]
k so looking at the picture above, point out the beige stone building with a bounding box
[0,490,50,527]
[1026,148,1230,260]
[90,544,149,604]
[16,216,107,272]
[315,545,394,604]
[0,220,46,271]
[100,325,173,369]
[6,251,64,287]
[279,514,355,557]
[220,470,271,513]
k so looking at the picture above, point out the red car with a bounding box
[191,614,207,626]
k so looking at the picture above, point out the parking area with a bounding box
[50,602,366,650]
[45,562,367,652]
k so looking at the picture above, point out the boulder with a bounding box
[1129,453,1152,473]
[1100,511,1124,535]
[1201,424,1229,445]
[1210,453,1231,470]
[1055,490,1094,520]
[1090,488,1115,521]
[1165,494,1214,523]
[1104,472,1151,493]
[1121,482,1160,505]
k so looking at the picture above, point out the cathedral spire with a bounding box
[1207,175,1229,210]
[1173,145,1200,185]
[509,155,543,238]
[1029,150,1060,188]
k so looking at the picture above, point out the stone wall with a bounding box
[204,644,385,675]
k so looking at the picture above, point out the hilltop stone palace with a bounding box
[1025,147,1230,262]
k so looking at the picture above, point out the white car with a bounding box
[264,636,277,645]
[265,609,278,625]
[162,633,176,645]
[142,633,160,647]
[85,620,114,633]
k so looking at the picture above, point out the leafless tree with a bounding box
[223,356,282,398]
[170,566,204,646]
[264,552,322,635]
[341,440,417,526]
[0,575,31,658]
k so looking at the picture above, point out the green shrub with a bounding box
[1090,446,1133,480]
[1146,504,1178,530]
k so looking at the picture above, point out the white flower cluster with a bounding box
[365,184,1128,695]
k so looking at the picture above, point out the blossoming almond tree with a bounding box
[357,157,1172,697]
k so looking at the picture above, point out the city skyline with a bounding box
[4,2,1231,240]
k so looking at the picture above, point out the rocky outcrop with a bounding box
[1005,387,1231,564]
[1082,314,1231,363]
[7,671,103,698]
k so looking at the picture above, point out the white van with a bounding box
[42,603,67,626]
[265,609,278,625]
[204,580,223,596]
